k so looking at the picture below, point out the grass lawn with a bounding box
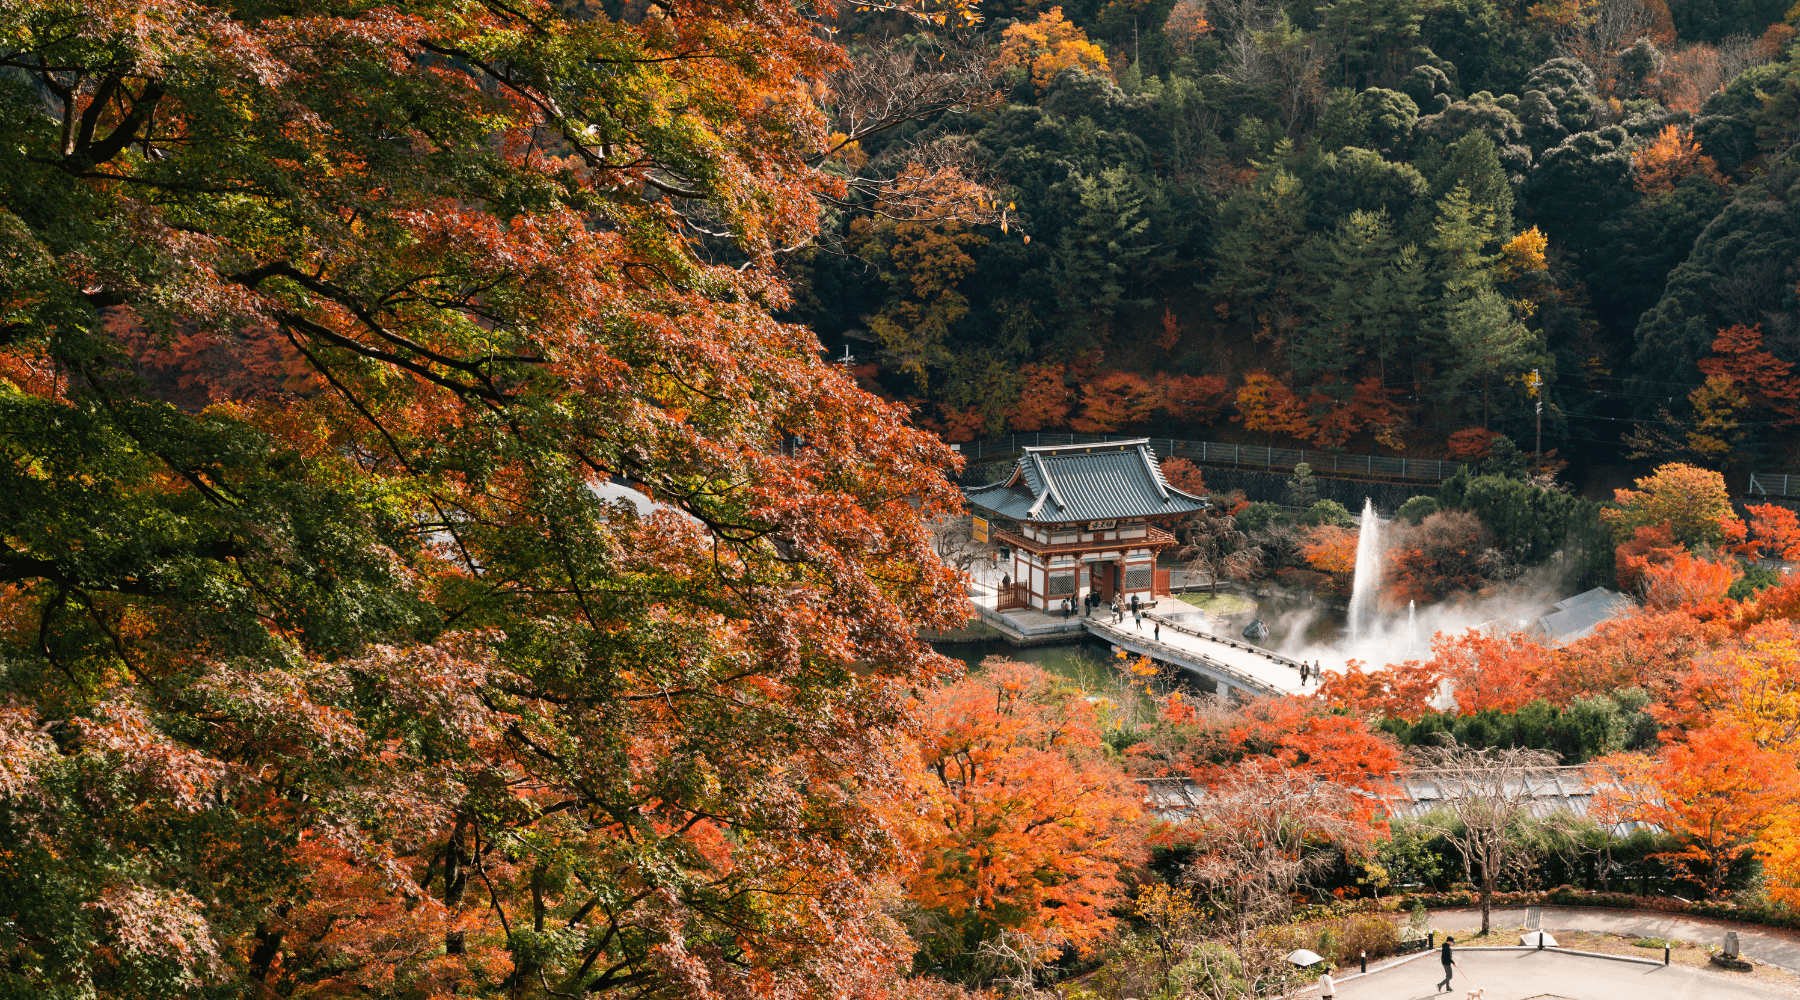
[1176,592,1256,615]
[919,619,1006,643]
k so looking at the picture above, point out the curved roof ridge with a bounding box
[1137,443,1170,501]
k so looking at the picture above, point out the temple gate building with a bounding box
[963,439,1207,611]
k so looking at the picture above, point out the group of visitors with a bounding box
[1055,591,1166,640]
[1062,591,1145,621]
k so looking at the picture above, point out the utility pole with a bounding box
[1529,368,1542,474]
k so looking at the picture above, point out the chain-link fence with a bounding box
[955,432,1458,482]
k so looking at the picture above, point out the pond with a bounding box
[931,637,1214,722]
[1249,593,1350,652]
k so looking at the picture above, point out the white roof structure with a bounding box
[1390,766,1654,835]
[1532,588,1634,646]
[1139,765,1657,836]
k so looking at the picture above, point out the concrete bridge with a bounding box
[963,597,1313,699]
[1087,612,1312,699]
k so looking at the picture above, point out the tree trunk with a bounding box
[1480,871,1494,936]
[247,904,291,985]
[445,818,468,955]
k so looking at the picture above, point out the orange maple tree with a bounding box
[1594,726,1798,898]
[1538,608,1727,704]
[1735,504,1800,561]
[1157,306,1184,353]
[1446,427,1503,461]
[1428,628,1556,714]
[1316,659,1446,720]
[1010,362,1073,431]
[1760,809,1800,908]
[1131,697,1397,943]
[1164,0,1213,50]
[1654,623,1800,755]
[1302,525,1359,576]
[1073,371,1158,432]
[1641,551,1742,610]
[1160,457,1208,494]
[1613,522,1687,592]
[903,660,1145,964]
[1155,372,1232,423]
[1697,324,1800,428]
[1308,377,1407,450]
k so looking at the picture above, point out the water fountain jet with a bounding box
[1346,498,1382,644]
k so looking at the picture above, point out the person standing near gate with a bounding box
[1436,936,1459,992]
[1130,593,1139,615]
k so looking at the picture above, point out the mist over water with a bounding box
[1263,512,1585,675]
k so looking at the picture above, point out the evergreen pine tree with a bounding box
[1429,184,1537,426]
[1207,170,1311,358]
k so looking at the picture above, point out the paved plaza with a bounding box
[1312,948,1787,1000]
[1428,907,1800,973]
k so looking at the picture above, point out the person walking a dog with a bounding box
[1437,935,1459,992]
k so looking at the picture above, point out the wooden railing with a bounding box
[993,525,1176,553]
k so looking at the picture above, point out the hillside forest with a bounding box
[5,0,1800,999]
[797,0,1800,477]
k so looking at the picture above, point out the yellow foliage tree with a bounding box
[1633,124,1727,194]
[1496,226,1549,280]
[1684,375,1748,458]
[993,7,1110,90]
[1759,809,1800,908]
[1600,462,1742,548]
[1233,370,1312,438]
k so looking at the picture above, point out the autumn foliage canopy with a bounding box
[0,1,984,997]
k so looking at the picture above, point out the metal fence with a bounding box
[1749,472,1799,498]
[954,432,1460,483]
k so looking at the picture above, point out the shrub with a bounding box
[1300,499,1358,528]
[1237,501,1291,532]
[1398,495,1440,525]
[1336,915,1402,961]
[1727,560,1782,600]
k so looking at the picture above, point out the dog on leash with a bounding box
[1465,989,1484,1000]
